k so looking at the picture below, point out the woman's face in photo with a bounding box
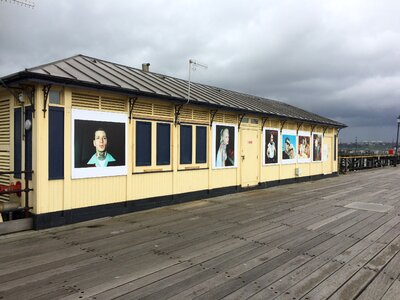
[222,129,229,145]
[270,134,274,142]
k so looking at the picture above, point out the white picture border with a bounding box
[212,122,238,169]
[263,127,280,165]
[281,129,297,164]
[71,109,128,179]
[297,131,311,163]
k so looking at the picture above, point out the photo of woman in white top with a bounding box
[215,125,235,167]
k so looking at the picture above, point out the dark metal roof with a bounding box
[1,54,346,127]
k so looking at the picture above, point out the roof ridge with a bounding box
[26,54,84,72]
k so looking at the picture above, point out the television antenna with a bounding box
[0,0,35,8]
[186,59,207,105]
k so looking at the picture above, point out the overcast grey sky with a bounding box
[1,0,399,142]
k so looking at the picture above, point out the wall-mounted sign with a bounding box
[282,129,297,164]
[212,123,238,169]
[71,109,128,179]
[298,131,311,163]
[312,133,323,162]
[263,128,279,165]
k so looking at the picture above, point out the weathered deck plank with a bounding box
[1,167,400,300]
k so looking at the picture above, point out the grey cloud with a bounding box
[1,0,399,142]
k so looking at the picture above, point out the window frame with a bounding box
[133,119,172,173]
[48,88,64,106]
[178,123,208,170]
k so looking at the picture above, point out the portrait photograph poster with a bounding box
[71,109,128,179]
[312,133,323,162]
[281,129,297,164]
[263,128,279,165]
[323,143,329,162]
[212,123,238,169]
[297,131,311,163]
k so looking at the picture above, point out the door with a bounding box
[241,129,259,187]
[323,136,332,175]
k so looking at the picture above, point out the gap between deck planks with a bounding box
[1,167,400,299]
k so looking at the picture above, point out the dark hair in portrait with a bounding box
[215,125,235,167]
[265,129,278,164]
[74,120,125,168]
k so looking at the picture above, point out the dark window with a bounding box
[156,123,170,165]
[196,126,207,163]
[14,108,21,179]
[49,107,64,179]
[180,125,192,164]
[136,121,151,166]
[25,107,33,180]
[49,90,61,105]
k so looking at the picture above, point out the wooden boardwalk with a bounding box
[1,168,400,300]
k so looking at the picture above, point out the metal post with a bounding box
[24,173,30,218]
[395,119,400,167]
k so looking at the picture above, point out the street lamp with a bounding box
[395,115,400,166]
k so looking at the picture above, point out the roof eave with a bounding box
[1,71,347,128]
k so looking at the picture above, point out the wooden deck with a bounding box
[1,168,400,299]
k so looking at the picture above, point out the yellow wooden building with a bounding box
[0,55,345,230]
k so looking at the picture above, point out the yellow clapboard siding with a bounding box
[193,110,209,122]
[133,101,152,116]
[310,162,323,176]
[71,176,127,208]
[175,169,208,194]
[214,113,224,123]
[71,92,100,109]
[153,103,173,119]
[26,87,340,216]
[179,107,192,121]
[129,172,173,200]
[261,165,280,182]
[210,168,237,189]
[0,99,10,202]
[101,96,127,112]
[47,180,64,213]
[224,113,237,124]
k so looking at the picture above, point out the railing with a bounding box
[339,155,398,174]
[0,171,34,221]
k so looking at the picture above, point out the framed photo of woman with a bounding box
[297,131,311,163]
[312,133,323,162]
[212,123,238,169]
[281,129,297,164]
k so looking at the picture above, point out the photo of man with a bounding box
[265,129,278,164]
[87,129,117,167]
[72,109,127,179]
